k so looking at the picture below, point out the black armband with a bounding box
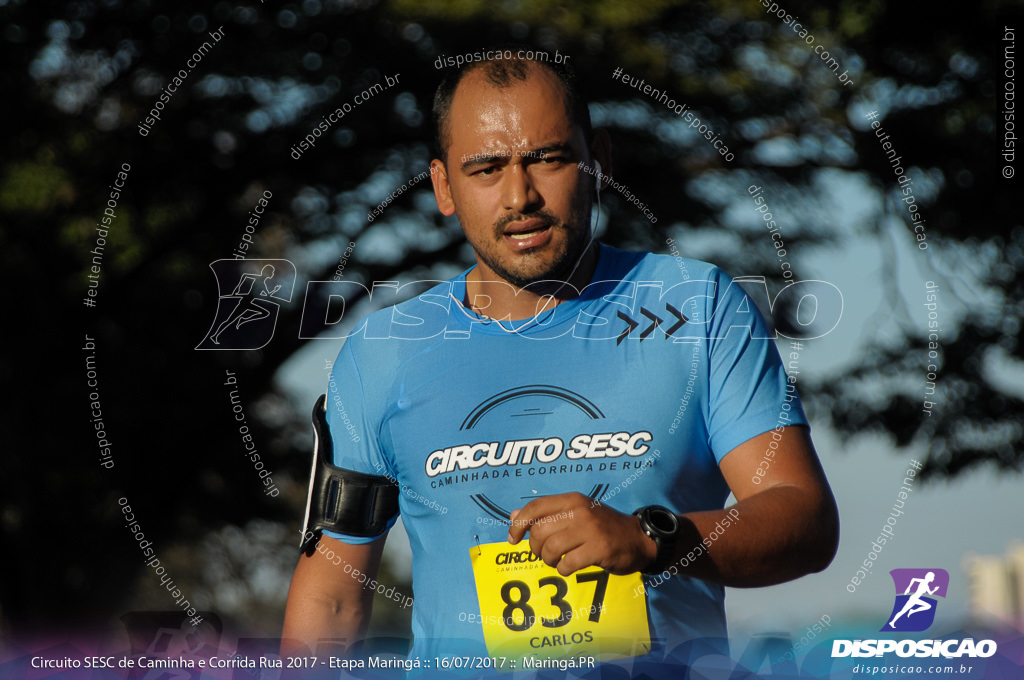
[300,394,399,555]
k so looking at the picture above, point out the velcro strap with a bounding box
[300,394,400,555]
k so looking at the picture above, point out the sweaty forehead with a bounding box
[447,64,575,154]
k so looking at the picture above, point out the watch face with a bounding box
[643,506,679,537]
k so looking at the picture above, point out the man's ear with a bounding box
[430,159,456,216]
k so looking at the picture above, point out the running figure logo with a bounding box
[196,259,296,350]
[881,568,949,632]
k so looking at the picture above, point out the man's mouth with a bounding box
[504,219,551,240]
[501,219,555,251]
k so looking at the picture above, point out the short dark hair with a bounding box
[431,52,592,163]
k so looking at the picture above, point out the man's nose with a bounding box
[502,163,541,213]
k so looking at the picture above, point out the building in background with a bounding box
[964,541,1024,631]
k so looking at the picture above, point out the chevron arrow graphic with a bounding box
[616,311,638,345]
[665,304,688,337]
[640,307,662,340]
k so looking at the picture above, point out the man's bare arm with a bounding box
[281,535,386,656]
[652,425,839,586]
[508,426,839,586]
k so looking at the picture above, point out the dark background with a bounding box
[1,0,1020,650]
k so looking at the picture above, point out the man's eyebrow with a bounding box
[459,143,575,171]
[526,143,574,158]
[460,152,511,171]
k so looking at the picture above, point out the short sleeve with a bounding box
[321,338,399,544]
[704,269,808,461]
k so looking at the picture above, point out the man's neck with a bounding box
[465,242,600,322]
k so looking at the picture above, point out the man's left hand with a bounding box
[506,492,656,576]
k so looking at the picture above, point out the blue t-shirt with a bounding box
[323,243,807,663]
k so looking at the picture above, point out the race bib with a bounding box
[469,541,650,663]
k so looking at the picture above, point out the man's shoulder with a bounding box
[596,243,724,284]
[339,277,460,353]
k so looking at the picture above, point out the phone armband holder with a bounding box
[300,394,399,555]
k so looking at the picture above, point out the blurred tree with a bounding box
[0,0,1018,637]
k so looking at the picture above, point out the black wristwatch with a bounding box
[633,505,681,574]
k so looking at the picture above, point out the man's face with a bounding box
[431,64,593,289]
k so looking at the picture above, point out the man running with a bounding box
[282,53,839,674]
